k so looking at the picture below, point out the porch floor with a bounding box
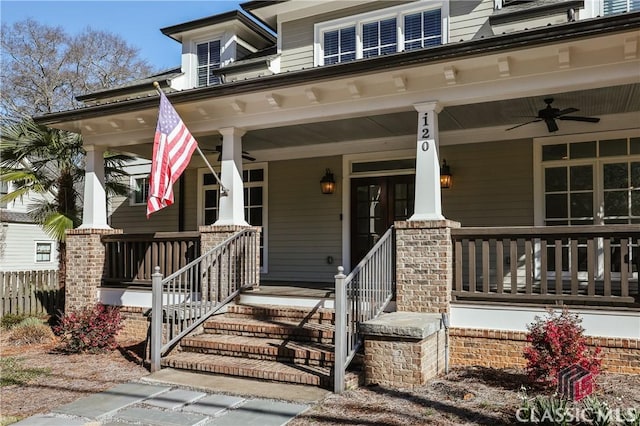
[252,281,335,299]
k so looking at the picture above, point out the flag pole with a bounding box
[152,82,228,196]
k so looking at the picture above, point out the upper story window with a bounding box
[604,0,640,14]
[197,40,221,87]
[315,2,447,66]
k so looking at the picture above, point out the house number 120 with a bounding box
[420,112,430,151]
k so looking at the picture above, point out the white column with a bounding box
[410,101,444,221]
[215,127,249,226]
[79,145,110,229]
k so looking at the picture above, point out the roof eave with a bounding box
[34,12,640,127]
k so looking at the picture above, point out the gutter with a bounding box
[34,11,640,126]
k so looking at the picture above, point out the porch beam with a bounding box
[79,144,110,229]
[410,101,444,221]
[215,127,249,226]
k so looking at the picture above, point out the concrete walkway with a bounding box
[12,371,328,426]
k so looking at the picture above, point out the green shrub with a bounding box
[9,318,55,345]
[1,313,28,329]
[54,303,123,353]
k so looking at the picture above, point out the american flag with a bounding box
[147,91,197,217]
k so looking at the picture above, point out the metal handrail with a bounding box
[150,228,258,371]
[334,226,395,393]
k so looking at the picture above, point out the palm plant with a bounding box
[0,118,131,287]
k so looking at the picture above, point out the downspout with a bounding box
[441,312,450,374]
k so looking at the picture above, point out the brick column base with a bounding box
[361,312,446,389]
[395,220,460,313]
[65,228,122,312]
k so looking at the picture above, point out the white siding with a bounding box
[264,156,343,282]
[0,223,58,271]
[440,139,534,227]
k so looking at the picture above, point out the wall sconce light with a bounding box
[440,160,452,189]
[320,169,336,194]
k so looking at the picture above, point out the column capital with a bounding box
[413,101,443,114]
[218,127,246,138]
[83,144,106,153]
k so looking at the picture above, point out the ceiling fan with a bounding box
[213,145,256,162]
[506,98,600,133]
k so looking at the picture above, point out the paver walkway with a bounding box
[13,382,310,426]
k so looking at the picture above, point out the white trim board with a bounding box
[451,304,640,340]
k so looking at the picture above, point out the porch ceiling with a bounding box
[114,83,640,160]
[238,83,640,152]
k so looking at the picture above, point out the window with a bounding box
[604,0,640,15]
[362,18,397,58]
[540,137,640,226]
[323,27,356,65]
[315,3,446,66]
[130,176,149,206]
[35,242,53,263]
[0,181,7,208]
[199,166,267,271]
[197,40,221,87]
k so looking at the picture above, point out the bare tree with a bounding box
[1,19,154,118]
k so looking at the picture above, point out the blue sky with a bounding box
[1,0,243,70]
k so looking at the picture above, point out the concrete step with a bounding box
[227,303,335,324]
[180,333,335,367]
[162,352,332,387]
[203,316,335,344]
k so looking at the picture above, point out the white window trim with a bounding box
[533,129,640,226]
[129,174,149,206]
[197,163,268,273]
[34,241,54,263]
[314,1,449,67]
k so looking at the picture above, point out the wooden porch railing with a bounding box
[101,232,200,285]
[451,226,640,306]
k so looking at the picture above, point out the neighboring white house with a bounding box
[0,181,59,272]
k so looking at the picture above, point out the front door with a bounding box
[351,175,414,267]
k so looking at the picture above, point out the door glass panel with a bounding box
[570,165,592,190]
[632,191,640,216]
[570,141,596,159]
[546,194,567,218]
[603,163,628,189]
[570,193,593,218]
[600,139,627,156]
[545,167,567,191]
[604,191,628,217]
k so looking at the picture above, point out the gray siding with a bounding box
[110,183,180,233]
[440,139,534,227]
[450,0,494,41]
[265,156,342,282]
[281,2,405,72]
[280,0,494,71]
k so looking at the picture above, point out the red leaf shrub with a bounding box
[523,309,601,387]
[54,303,123,353]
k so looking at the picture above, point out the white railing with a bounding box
[334,226,395,393]
[150,228,259,372]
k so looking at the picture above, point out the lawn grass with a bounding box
[0,356,51,387]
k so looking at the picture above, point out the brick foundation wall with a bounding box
[450,328,640,374]
[395,220,460,313]
[117,306,149,343]
[364,330,446,389]
[65,228,122,312]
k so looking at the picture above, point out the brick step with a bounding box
[162,352,332,387]
[204,316,335,344]
[227,303,335,324]
[180,333,335,367]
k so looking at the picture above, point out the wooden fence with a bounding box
[0,270,62,318]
